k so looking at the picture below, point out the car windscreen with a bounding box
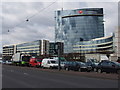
[22,56,31,62]
[77,62,85,65]
[36,59,42,62]
[59,57,66,61]
[113,62,120,66]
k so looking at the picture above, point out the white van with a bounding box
[51,57,67,69]
[41,58,58,69]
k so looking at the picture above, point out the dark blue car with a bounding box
[94,60,120,74]
[64,61,92,72]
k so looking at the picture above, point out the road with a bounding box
[2,65,118,88]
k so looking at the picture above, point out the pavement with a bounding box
[2,64,119,88]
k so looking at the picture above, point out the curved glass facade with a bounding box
[55,8,104,53]
[73,36,114,54]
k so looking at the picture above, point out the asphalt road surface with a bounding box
[2,65,118,88]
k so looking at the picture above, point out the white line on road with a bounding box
[23,73,29,75]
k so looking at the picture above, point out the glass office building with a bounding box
[16,40,41,55]
[55,8,104,53]
[16,40,49,56]
[2,45,15,60]
[49,42,64,56]
[2,40,50,58]
[73,36,114,54]
[2,40,64,60]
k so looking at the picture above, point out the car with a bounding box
[64,61,90,72]
[2,61,6,64]
[86,61,99,71]
[5,60,12,65]
[52,57,67,69]
[64,61,78,71]
[41,58,58,69]
[94,60,120,74]
[76,61,92,72]
[29,57,42,67]
[60,61,67,69]
[0,60,3,64]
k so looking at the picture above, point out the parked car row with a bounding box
[29,58,120,74]
[2,57,120,74]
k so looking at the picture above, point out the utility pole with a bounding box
[58,43,61,71]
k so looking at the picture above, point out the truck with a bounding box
[12,53,31,66]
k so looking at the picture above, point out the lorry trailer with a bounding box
[12,53,31,66]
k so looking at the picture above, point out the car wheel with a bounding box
[36,65,39,68]
[49,66,52,69]
[94,68,97,72]
[78,68,81,72]
[98,69,102,73]
[65,67,69,71]
[106,72,110,74]
[29,64,32,67]
[42,66,44,69]
[117,70,120,74]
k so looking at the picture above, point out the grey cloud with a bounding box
[1,2,118,51]
[85,2,118,36]
[118,1,120,26]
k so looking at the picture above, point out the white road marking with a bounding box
[23,73,29,75]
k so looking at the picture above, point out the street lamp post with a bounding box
[79,46,81,61]
[79,38,83,61]
[58,43,61,71]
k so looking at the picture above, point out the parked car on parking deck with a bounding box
[94,60,120,73]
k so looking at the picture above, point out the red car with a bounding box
[29,57,42,67]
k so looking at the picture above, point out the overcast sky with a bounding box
[1,0,119,53]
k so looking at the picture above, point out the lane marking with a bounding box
[23,73,29,75]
